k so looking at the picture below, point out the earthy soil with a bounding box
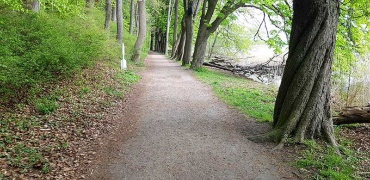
[86,52,300,179]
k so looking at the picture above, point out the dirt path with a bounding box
[89,52,297,179]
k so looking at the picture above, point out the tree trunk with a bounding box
[258,0,340,147]
[104,0,112,30]
[150,32,155,51]
[165,0,173,55]
[208,30,219,59]
[182,0,194,66]
[31,0,40,13]
[191,24,210,69]
[171,0,180,57]
[111,5,117,22]
[129,0,135,34]
[131,0,147,62]
[175,19,186,61]
[116,0,123,43]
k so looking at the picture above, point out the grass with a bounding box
[193,67,276,122]
[296,137,362,180]
[193,67,366,179]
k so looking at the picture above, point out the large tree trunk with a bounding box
[191,22,210,69]
[104,0,112,30]
[171,0,180,57]
[116,0,123,43]
[131,0,147,62]
[182,0,194,66]
[261,0,340,147]
[129,0,135,34]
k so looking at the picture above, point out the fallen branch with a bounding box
[333,106,370,125]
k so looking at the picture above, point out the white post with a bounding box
[121,43,127,70]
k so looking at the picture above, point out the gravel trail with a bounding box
[89,52,296,180]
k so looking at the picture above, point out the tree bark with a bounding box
[182,0,194,66]
[111,5,117,22]
[171,0,180,57]
[131,0,147,62]
[31,0,40,13]
[104,0,112,30]
[165,0,173,55]
[174,18,186,61]
[259,0,340,147]
[129,0,135,34]
[333,107,370,125]
[116,0,123,43]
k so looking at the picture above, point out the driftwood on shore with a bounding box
[203,56,285,83]
[333,106,370,125]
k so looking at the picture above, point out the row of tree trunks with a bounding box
[171,0,180,57]
[333,107,370,125]
[151,29,166,53]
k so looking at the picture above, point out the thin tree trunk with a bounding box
[104,0,112,30]
[175,19,186,60]
[116,0,123,43]
[31,0,40,13]
[165,0,173,55]
[253,0,340,148]
[129,0,135,34]
[111,5,117,22]
[131,0,147,62]
[150,33,155,51]
[171,0,179,57]
[208,30,219,59]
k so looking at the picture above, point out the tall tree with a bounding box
[105,0,112,30]
[165,0,173,55]
[131,0,147,62]
[181,0,202,66]
[171,0,180,57]
[129,0,135,34]
[190,0,259,69]
[116,0,123,43]
[252,0,340,148]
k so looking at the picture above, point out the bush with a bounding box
[0,9,106,105]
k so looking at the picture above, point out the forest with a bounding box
[0,0,369,179]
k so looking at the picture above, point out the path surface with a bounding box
[89,52,296,179]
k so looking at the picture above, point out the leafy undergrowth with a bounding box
[0,62,142,179]
[0,7,146,179]
[193,67,276,122]
[194,67,370,179]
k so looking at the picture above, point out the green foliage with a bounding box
[115,70,141,85]
[35,97,59,115]
[8,143,50,171]
[194,68,276,122]
[0,9,106,105]
[297,140,360,180]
